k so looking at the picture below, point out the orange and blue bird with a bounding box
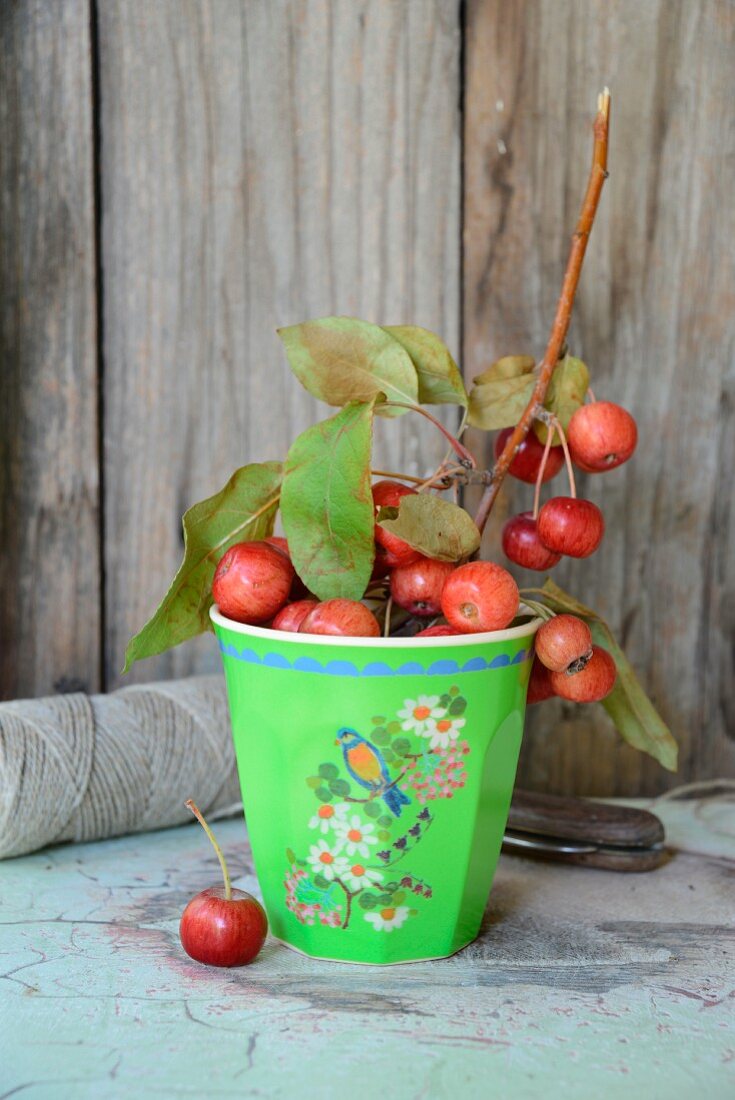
[336,728,411,817]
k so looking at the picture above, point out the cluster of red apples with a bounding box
[212,397,636,709]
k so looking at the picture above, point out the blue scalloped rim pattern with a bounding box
[217,639,533,677]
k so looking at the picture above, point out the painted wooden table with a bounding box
[1,796,733,1099]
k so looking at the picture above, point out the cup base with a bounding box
[270,933,478,966]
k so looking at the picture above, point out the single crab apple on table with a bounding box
[124,89,677,966]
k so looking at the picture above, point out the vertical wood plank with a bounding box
[98,0,461,688]
[464,0,735,794]
[0,0,100,698]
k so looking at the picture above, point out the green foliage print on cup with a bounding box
[284,687,470,933]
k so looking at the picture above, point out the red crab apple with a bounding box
[271,599,319,633]
[414,624,460,637]
[372,480,420,569]
[265,536,310,599]
[300,598,380,637]
[535,614,593,673]
[213,541,293,623]
[441,561,520,633]
[537,497,605,558]
[390,557,456,617]
[550,644,616,702]
[567,401,637,472]
[526,657,556,705]
[180,800,267,968]
[502,512,562,571]
[494,427,565,484]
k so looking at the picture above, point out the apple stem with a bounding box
[383,595,394,638]
[473,89,610,534]
[382,402,477,468]
[532,428,556,520]
[552,415,577,499]
[586,387,597,403]
[185,799,232,901]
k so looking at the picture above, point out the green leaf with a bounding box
[372,728,390,746]
[467,355,537,430]
[377,494,480,562]
[123,462,282,672]
[538,580,678,772]
[377,815,394,829]
[313,873,331,890]
[315,787,333,803]
[329,778,351,797]
[281,400,376,601]
[474,355,536,382]
[449,696,467,716]
[305,776,322,789]
[363,801,381,818]
[286,848,296,865]
[318,763,339,780]
[277,317,418,417]
[378,829,391,842]
[534,355,589,443]
[358,892,379,910]
[393,889,406,904]
[382,325,468,408]
[392,737,411,756]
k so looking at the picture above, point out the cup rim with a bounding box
[210,604,543,648]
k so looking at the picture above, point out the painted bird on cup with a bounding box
[335,728,411,818]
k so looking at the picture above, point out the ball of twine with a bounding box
[0,676,241,860]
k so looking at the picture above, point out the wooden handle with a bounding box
[508,788,665,849]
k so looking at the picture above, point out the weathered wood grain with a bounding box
[97,0,462,688]
[463,0,735,795]
[2,811,733,1094]
[0,0,100,699]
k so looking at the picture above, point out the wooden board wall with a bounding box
[96,0,462,688]
[1,0,733,796]
[464,0,735,794]
[0,0,100,699]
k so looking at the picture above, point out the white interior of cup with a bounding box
[210,605,543,648]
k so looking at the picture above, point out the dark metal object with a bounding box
[503,789,668,872]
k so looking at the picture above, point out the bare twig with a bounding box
[474,89,611,534]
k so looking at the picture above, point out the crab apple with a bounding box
[264,535,290,558]
[300,598,380,637]
[526,657,556,705]
[494,427,565,484]
[550,644,616,703]
[213,541,293,624]
[535,614,593,673]
[537,497,605,558]
[180,801,267,968]
[441,561,520,633]
[390,557,456,618]
[265,536,310,598]
[271,599,319,633]
[415,624,460,637]
[372,480,420,569]
[567,401,637,472]
[502,512,562,571]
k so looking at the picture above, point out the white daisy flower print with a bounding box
[342,863,384,892]
[333,814,379,858]
[397,695,443,735]
[306,840,348,881]
[422,715,466,750]
[307,801,350,834]
[364,905,411,932]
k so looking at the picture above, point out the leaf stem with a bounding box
[185,799,232,901]
[382,402,477,467]
[474,90,610,534]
